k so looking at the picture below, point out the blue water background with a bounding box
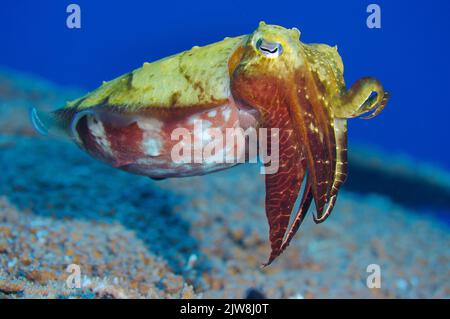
[0,0,449,170]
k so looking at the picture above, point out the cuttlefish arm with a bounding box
[312,78,389,223]
[263,67,337,265]
[262,75,389,265]
[261,93,307,267]
[231,70,337,266]
[230,70,308,266]
[231,54,337,265]
[335,77,389,119]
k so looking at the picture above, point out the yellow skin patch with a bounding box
[47,22,389,266]
[68,36,246,110]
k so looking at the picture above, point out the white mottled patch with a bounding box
[87,116,114,156]
[137,118,163,131]
[222,108,231,122]
[188,115,201,126]
[202,130,213,143]
[202,120,212,129]
[207,110,217,117]
[137,117,164,157]
[201,121,212,143]
[192,120,212,145]
[142,138,162,156]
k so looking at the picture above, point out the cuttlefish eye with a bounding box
[256,38,283,58]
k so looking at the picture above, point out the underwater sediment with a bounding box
[0,68,449,298]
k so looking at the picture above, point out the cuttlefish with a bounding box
[32,22,389,266]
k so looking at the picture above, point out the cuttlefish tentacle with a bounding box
[313,77,389,223]
[314,118,348,223]
[335,77,389,119]
[265,70,341,258]
[290,69,337,220]
[260,69,338,265]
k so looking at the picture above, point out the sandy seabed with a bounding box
[0,68,448,298]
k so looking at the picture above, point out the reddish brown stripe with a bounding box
[103,121,144,167]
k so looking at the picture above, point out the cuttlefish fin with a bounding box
[29,107,73,138]
[30,106,92,141]
[30,105,138,140]
[262,110,306,267]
